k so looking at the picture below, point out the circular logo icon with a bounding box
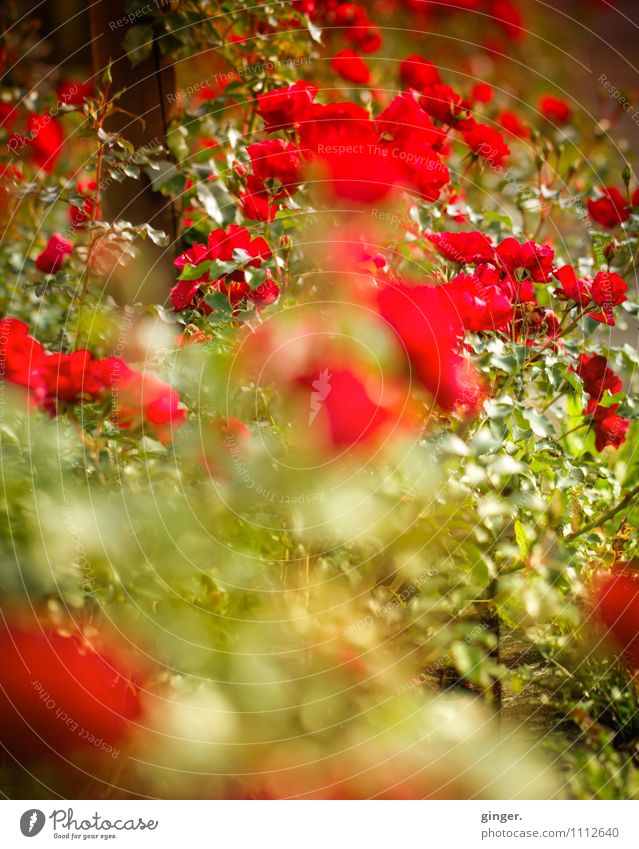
[20,809,46,837]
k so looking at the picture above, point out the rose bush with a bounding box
[0,0,638,800]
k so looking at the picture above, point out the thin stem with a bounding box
[541,390,566,413]
[75,83,110,346]
[564,481,639,542]
[558,421,588,440]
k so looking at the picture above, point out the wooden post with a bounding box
[88,0,178,300]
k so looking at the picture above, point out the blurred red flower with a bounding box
[399,55,441,91]
[498,109,530,138]
[594,568,639,670]
[332,49,371,84]
[587,403,629,451]
[34,234,73,274]
[463,123,510,166]
[539,95,572,124]
[26,113,64,172]
[377,281,482,413]
[427,230,494,264]
[0,619,144,762]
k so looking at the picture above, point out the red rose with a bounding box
[173,241,210,273]
[420,83,465,125]
[488,0,525,40]
[444,269,514,332]
[593,568,639,670]
[539,95,572,124]
[399,55,441,91]
[247,138,303,193]
[0,317,46,398]
[463,123,510,166]
[0,101,19,131]
[172,226,272,312]
[110,369,187,445]
[376,92,442,147]
[209,224,272,265]
[331,49,371,84]
[588,187,630,229]
[576,353,622,402]
[392,136,449,201]
[34,234,73,274]
[38,349,103,414]
[377,281,482,413]
[589,271,628,324]
[26,113,64,172]
[239,175,280,221]
[553,265,593,306]
[299,101,375,154]
[88,356,133,392]
[0,618,144,762]
[344,16,382,53]
[56,79,94,106]
[498,109,530,138]
[518,240,555,282]
[319,149,402,203]
[249,275,280,308]
[69,180,99,229]
[175,225,271,271]
[587,403,629,451]
[471,83,494,103]
[170,279,207,312]
[427,230,494,264]
[306,104,402,203]
[297,366,409,448]
[256,81,318,130]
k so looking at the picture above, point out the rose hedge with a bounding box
[0,0,638,800]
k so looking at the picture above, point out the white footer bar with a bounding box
[0,800,636,848]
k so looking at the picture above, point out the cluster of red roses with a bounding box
[171,224,279,314]
[0,318,186,444]
[241,221,630,453]
[554,266,628,326]
[243,271,483,452]
[245,65,515,214]
[2,79,92,173]
[400,0,525,43]
[293,0,527,86]
[576,353,629,452]
[294,0,382,85]
[428,228,628,330]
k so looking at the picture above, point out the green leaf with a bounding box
[166,122,189,162]
[123,26,154,68]
[179,262,211,281]
[195,183,224,224]
[138,223,168,246]
[232,248,252,264]
[204,289,234,317]
[121,164,140,179]
[514,519,530,557]
[523,407,555,438]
